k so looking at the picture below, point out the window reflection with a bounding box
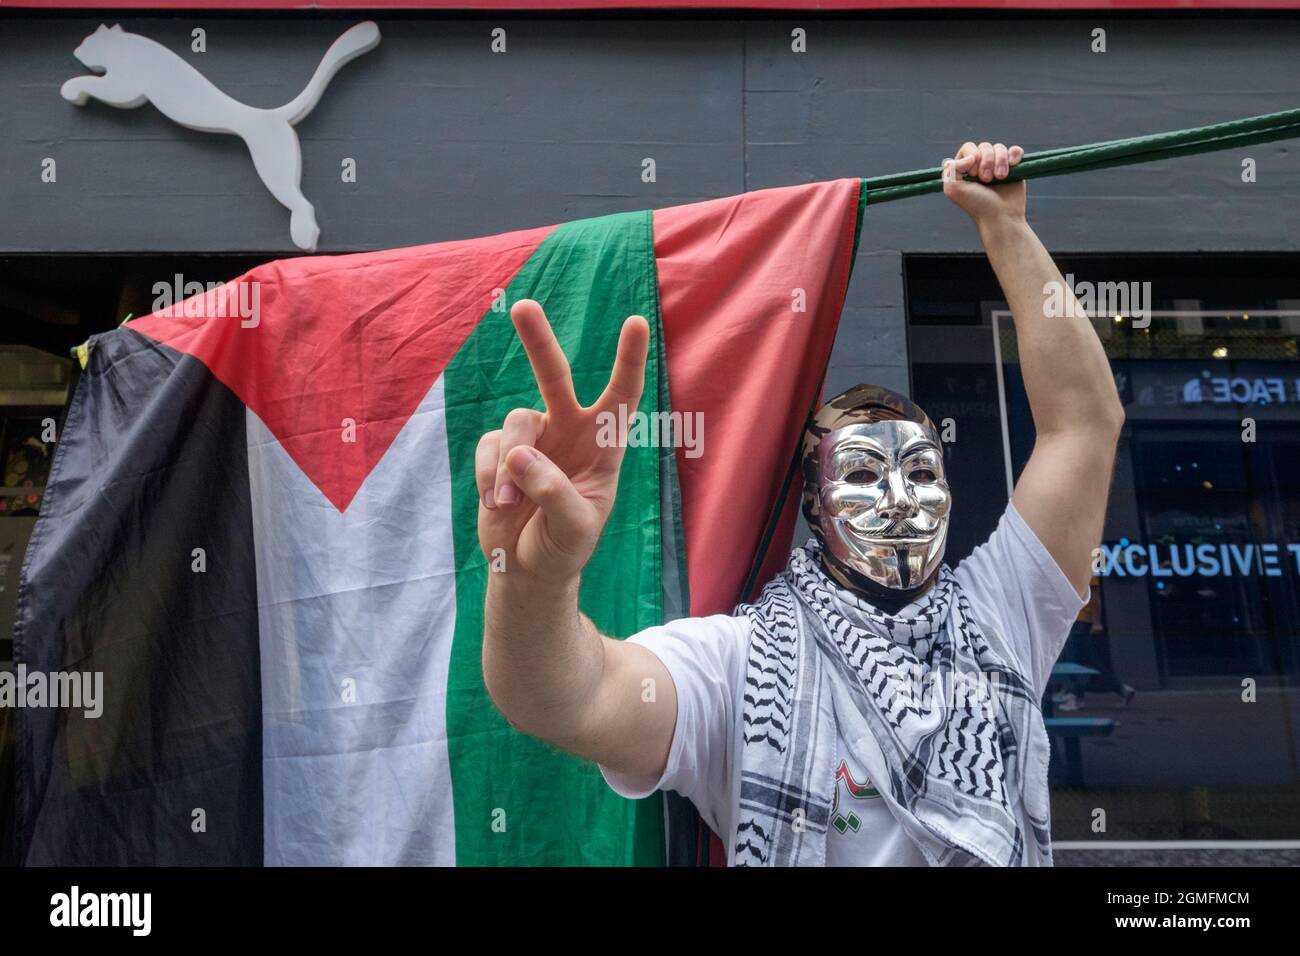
[909,255,1300,841]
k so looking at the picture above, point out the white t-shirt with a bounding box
[600,502,1087,866]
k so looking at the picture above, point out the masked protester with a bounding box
[733,383,1051,865]
[478,141,1124,866]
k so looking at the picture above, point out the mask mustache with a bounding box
[846,514,928,538]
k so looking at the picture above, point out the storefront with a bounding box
[911,254,1300,848]
[3,2,1299,862]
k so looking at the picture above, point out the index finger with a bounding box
[511,299,579,412]
[954,141,979,171]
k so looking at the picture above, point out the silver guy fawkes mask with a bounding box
[815,419,952,591]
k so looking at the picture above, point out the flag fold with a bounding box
[15,178,863,865]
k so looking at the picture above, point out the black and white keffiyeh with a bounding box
[734,541,1053,867]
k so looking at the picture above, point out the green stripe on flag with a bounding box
[444,209,667,866]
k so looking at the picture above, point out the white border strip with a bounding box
[989,308,1015,499]
[1055,840,1300,850]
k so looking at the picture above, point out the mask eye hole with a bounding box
[843,468,879,484]
[908,467,937,483]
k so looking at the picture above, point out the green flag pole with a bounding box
[863,106,1300,203]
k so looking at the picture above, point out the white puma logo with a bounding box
[61,22,381,251]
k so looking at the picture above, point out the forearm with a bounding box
[979,216,1124,437]
[482,573,607,747]
[474,302,673,776]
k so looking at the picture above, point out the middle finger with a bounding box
[978,142,995,182]
[994,143,1009,179]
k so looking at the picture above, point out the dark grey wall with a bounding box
[3,14,1299,396]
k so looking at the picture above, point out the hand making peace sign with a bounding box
[476,299,650,584]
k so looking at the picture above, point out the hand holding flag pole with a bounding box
[942,141,1027,224]
[863,106,1300,204]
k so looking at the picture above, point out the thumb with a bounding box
[506,445,597,554]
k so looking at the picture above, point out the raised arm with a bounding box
[477,299,677,779]
[944,142,1125,597]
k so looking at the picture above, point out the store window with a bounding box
[0,254,274,654]
[1,255,275,863]
[908,254,1300,841]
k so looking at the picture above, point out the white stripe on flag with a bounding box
[247,375,458,865]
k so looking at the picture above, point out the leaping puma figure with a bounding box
[61,22,381,251]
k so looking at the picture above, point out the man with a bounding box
[477,141,1124,866]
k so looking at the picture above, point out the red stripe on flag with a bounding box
[131,226,554,511]
[655,179,861,617]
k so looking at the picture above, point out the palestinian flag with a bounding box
[14,178,864,866]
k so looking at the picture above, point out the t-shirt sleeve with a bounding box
[952,502,1088,695]
[597,613,749,839]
